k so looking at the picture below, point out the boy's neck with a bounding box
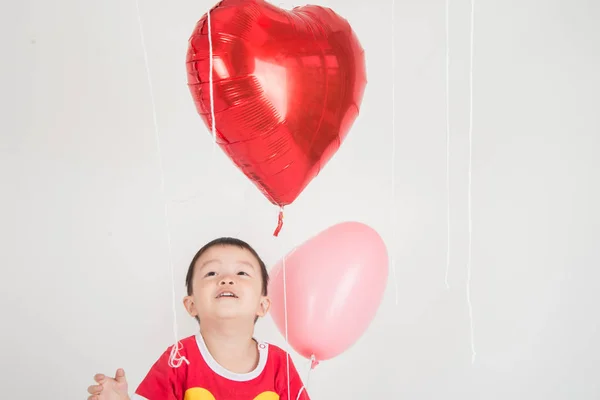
[200,320,259,374]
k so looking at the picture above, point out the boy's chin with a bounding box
[210,309,254,321]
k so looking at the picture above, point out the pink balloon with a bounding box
[268,221,388,366]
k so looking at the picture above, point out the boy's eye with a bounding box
[205,271,216,277]
[237,271,249,276]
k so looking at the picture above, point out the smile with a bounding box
[216,291,238,298]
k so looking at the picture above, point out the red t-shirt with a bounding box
[132,334,310,400]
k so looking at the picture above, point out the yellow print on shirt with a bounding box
[184,387,279,400]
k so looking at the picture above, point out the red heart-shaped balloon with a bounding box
[186,0,366,211]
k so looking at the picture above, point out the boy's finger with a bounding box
[88,396,98,400]
[115,368,127,383]
[87,384,103,394]
[93,373,105,383]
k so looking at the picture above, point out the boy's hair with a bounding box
[185,237,269,319]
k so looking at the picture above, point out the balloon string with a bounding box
[444,0,451,290]
[134,0,189,368]
[390,0,399,306]
[295,355,316,400]
[281,248,291,399]
[467,0,476,364]
[158,8,217,209]
[273,207,284,237]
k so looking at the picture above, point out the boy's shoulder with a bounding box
[161,335,199,355]
[178,334,199,347]
[261,341,287,357]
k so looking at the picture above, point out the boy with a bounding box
[87,237,310,400]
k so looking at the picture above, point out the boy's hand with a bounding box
[87,368,130,400]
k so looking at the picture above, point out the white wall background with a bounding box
[1,0,599,398]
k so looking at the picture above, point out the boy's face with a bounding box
[183,245,270,323]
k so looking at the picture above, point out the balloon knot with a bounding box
[273,207,284,237]
[310,355,319,369]
[168,341,190,368]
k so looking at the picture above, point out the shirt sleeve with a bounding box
[276,354,311,400]
[133,347,183,400]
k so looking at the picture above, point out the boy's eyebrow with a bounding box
[238,261,256,269]
[199,259,221,269]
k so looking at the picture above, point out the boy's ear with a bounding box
[256,296,271,318]
[183,296,198,318]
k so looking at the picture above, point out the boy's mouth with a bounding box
[216,291,238,299]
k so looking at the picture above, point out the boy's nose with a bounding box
[219,277,234,285]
